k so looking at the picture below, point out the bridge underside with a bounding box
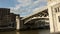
[24,18,49,29]
[25,18,49,24]
[23,9,48,24]
[21,7,49,29]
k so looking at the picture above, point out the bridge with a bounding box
[20,6,49,29]
[21,6,49,24]
[0,6,49,31]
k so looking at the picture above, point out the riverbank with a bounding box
[0,26,50,31]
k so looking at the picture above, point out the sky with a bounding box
[0,0,47,17]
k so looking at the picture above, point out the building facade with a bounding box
[0,8,10,26]
[48,0,60,33]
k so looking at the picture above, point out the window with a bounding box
[55,8,57,12]
[57,8,59,12]
[55,7,60,13]
[58,16,60,22]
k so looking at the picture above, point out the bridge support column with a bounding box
[48,0,60,33]
[16,15,20,31]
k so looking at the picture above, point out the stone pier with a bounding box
[48,0,60,33]
[16,15,20,31]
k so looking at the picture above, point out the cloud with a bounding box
[10,0,47,17]
[15,0,47,9]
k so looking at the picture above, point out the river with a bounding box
[0,29,50,34]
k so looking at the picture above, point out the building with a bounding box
[48,0,60,33]
[2,13,16,27]
[0,8,10,20]
[0,8,21,30]
[0,8,10,26]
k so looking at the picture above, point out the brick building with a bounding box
[0,8,20,27]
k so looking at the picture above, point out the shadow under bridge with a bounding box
[24,17,49,29]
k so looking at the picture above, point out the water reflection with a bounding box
[20,30,39,34]
[0,31,16,34]
[16,31,20,34]
[0,29,58,34]
[16,29,50,34]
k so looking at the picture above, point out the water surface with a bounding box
[0,29,50,34]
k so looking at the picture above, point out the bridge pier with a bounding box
[48,0,60,33]
[16,15,20,31]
